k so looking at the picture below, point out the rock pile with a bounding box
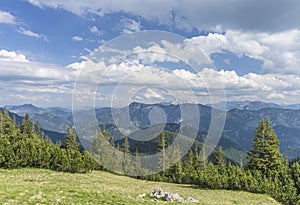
[138,188,199,203]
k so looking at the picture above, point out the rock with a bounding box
[172,193,184,202]
[148,188,198,203]
[137,193,146,198]
[186,196,199,202]
[152,188,164,198]
[164,192,173,201]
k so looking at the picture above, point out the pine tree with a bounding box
[216,147,226,166]
[247,117,283,174]
[109,137,114,147]
[199,146,209,168]
[193,146,200,169]
[158,131,166,171]
[0,111,3,134]
[63,125,80,151]
[123,136,130,173]
[21,113,32,136]
[1,108,15,135]
[183,149,194,172]
[34,121,41,137]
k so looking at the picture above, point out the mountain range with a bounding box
[4,101,300,161]
[208,100,300,111]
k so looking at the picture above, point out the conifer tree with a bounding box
[193,146,200,169]
[123,136,130,173]
[183,149,194,172]
[0,111,3,134]
[109,137,114,147]
[216,147,226,166]
[199,146,209,168]
[1,108,15,135]
[63,125,80,151]
[21,113,32,135]
[247,117,283,174]
[34,121,41,137]
[158,131,166,171]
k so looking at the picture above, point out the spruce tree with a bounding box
[183,149,194,172]
[123,136,130,173]
[216,147,226,166]
[63,125,80,151]
[158,130,166,171]
[247,117,283,174]
[21,113,32,136]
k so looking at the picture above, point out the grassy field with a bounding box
[0,168,279,205]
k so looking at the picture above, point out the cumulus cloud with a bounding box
[118,19,141,34]
[0,49,29,62]
[18,27,48,41]
[0,49,73,83]
[72,35,83,41]
[89,25,103,35]
[67,29,300,106]
[0,11,17,25]
[69,53,300,106]
[184,29,300,74]
[0,49,75,107]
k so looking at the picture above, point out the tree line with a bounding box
[0,108,95,173]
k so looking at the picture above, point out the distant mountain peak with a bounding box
[208,100,283,111]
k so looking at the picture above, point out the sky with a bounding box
[0,0,300,108]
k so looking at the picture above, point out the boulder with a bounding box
[172,193,184,202]
[144,188,198,203]
[186,196,199,202]
[164,192,173,201]
[151,188,164,198]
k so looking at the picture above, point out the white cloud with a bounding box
[18,27,48,41]
[0,49,76,107]
[119,19,141,34]
[0,49,29,62]
[0,11,17,25]
[25,0,300,32]
[72,35,83,41]
[89,26,103,35]
[184,29,300,74]
[2,46,299,107]
[267,93,285,100]
[69,50,300,106]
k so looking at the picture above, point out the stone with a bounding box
[172,193,184,202]
[152,188,164,198]
[186,196,199,202]
[164,192,173,201]
[137,193,146,198]
[148,188,198,203]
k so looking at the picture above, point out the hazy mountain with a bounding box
[285,104,300,110]
[6,103,44,117]
[208,101,283,111]
[6,104,72,133]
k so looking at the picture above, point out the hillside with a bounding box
[0,168,279,205]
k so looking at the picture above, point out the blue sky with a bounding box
[1,0,300,108]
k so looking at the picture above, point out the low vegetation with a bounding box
[0,168,279,204]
